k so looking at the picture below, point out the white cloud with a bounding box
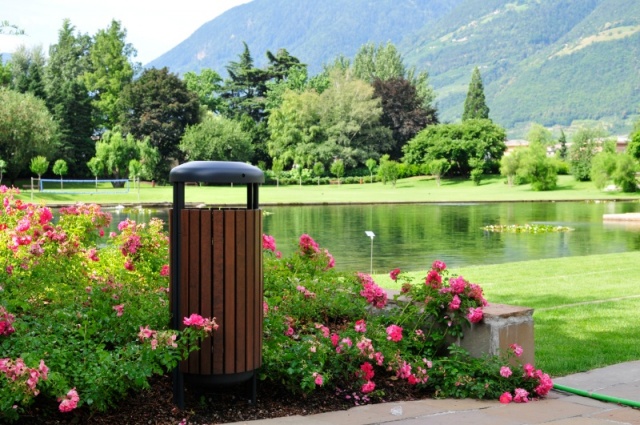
[1,0,252,63]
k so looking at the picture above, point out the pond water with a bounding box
[102,201,640,273]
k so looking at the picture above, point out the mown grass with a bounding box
[373,252,640,377]
[15,174,640,205]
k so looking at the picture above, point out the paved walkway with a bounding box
[229,361,640,425]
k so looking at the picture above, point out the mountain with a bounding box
[148,0,640,136]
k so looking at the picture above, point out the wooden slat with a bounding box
[179,210,190,373]
[188,210,201,373]
[256,210,263,367]
[245,211,255,371]
[235,211,247,372]
[212,210,225,374]
[223,211,236,374]
[199,210,212,375]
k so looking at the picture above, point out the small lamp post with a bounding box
[365,230,375,274]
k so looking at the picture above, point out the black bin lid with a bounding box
[169,161,264,184]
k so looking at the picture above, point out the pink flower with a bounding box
[500,366,512,378]
[360,362,375,380]
[324,249,335,269]
[183,313,206,327]
[359,277,388,309]
[425,270,442,288]
[138,326,156,340]
[285,326,294,337]
[389,268,401,281]
[354,319,366,333]
[513,388,529,403]
[160,265,170,276]
[449,276,467,294]
[58,388,80,412]
[448,294,461,310]
[124,259,134,271]
[112,304,125,317]
[39,207,53,225]
[315,323,330,338]
[386,324,403,342]
[313,372,323,386]
[523,363,535,378]
[87,249,99,262]
[330,333,340,347]
[510,343,523,357]
[467,307,484,323]
[262,234,276,252]
[99,229,105,237]
[534,371,554,396]
[499,392,513,404]
[361,380,376,393]
[299,234,320,254]
[432,260,446,272]
[374,351,384,366]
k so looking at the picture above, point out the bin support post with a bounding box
[172,182,185,409]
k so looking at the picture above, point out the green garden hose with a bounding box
[553,384,640,409]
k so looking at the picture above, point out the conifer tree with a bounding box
[462,67,490,121]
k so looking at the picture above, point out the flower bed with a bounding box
[0,187,552,422]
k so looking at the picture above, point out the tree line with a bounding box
[1,19,638,192]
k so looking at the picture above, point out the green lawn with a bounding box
[15,174,640,206]
[373,252,640,377]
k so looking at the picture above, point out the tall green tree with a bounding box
[0,89,58,181]
[52,159,68,188]
[462,67,490,121]
[352,42,405,83]
[527,123,554,146]
[120,67,200,179]
[179,114,253,162]
[9,45,46,99]
[183,68,225,113]
[557,130,568,160]
[569,126,609,181]
[30,156,50,180]
[91,129,147,180]
[517,143,558,191]
[44,19,94,176]
[84,19,137,129]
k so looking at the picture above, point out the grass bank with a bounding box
[15,174,640,206]
[373,251,640,377]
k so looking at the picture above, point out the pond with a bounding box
[103,201,640,273]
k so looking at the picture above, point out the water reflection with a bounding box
[99,201,640,273]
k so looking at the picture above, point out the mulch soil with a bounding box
[17,375,425,424]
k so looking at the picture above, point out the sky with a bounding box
[0,0,253,64]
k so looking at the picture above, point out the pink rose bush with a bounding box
[262,234,552,405]
[0,189,217,421]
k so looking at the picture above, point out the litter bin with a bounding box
[169,161,264,407]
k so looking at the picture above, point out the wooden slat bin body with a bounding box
[174,208,263,384]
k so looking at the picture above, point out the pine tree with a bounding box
[462,67,490,121]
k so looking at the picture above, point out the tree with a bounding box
[557,130,568,160]
[0,20,24,35]
[9,45,46,99]
[120,67,200,180]
[365,158,377,183]
[44,19,94,175]
[426,158,450,187]
[626,122,640,161]
[84,19,136,129]
[86,157,104,190]
[52,159,68,188]
[500,151,521,187]
[590,150,618,190]
[372,77,436,160]
[271,158,284,187]
[469,158,485,185]
[569,127,609,181]
[526,123,554,146]
[184,68,225,114]
[330,159,345,184]
[0,89,59,181]
[352,42,405,83]
[179,114,253,163]
[0,159,5,184]
[92,129,141,180]
[462,67,490,121]
[377,154,399,187]
[403,119,506,177]
[517,143,558,191]
[313,162,324,185]
[30,156,49,180]
[611,154,638,193]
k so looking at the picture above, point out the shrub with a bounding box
[261,234,553,403]
[0,187,215,421]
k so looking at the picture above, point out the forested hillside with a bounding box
[149,0,640,135]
